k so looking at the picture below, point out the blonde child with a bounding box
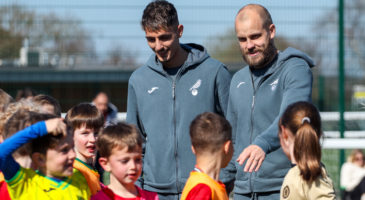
[278,101,336,200]
[181,112,233,200]
[65,103,104,195]
[340,149,365,200]
[91,122,158,200]
[0,117,90,199]
[32,94,62,117]
[0,88,13,112]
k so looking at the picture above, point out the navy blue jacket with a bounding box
[126,43,232,194]
[221,47,314,194]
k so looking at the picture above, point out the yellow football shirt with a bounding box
[6,167,91,200]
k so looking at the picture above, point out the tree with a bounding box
[0,4,95,67]
[0,28,22,59]
[311,0,365,77]
[205,27,306,71]
[103,43,139,69]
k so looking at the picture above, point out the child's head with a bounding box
[65,103,103,162]
[97,122,143,186]
[32,124,75,179]
[190,112,233,168]
[3,110,53,168]
[0,88,14,112]
[32,94,62,117]
[0,99,40,142]
[278,101,322,183]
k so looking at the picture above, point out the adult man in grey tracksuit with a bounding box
[126,1,231,199]
[221,4,314,199]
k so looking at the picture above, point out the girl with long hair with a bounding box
[278,101,336,200]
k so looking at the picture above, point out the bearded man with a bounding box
[221,4,315,200]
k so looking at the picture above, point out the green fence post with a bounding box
[338,0,345,190]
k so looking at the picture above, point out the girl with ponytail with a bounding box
[278,101,336,200]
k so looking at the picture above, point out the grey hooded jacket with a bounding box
[221,47,314,194]
[126,43,231,194]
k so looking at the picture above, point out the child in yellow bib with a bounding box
[181,112,233,200]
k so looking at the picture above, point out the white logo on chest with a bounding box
[237,81,246,88]
[189,79,202,96]
[148,87,159,94]
[270,79,279,91]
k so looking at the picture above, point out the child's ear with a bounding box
[223,140,232,155]
[31,152,46,168]
[191,146,196,155]
[280,125,288,140]
[279,125,291,147]
[98,157,111,172]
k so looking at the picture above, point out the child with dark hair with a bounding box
[181,112,233,200]
[92,122,158,200]
[278,101,336,200]
[0,117,90,199]
[65,103,104,195]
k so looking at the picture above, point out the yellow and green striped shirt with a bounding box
[6,167,91,200]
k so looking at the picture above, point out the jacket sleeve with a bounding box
[253,59,313,153]
[126,79,146,139]
[126,79,146,187]
[220,82,237,189]
[0,121,48,180]
[214,65,232,117]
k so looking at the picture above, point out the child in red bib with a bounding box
[181,112,233,200]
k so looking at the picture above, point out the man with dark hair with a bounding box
[126,1,231,199]
[221,4,315,199]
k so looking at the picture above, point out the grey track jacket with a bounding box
[221,47,315,194]
[126,43,232,194]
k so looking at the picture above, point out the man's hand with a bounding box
[45,118,67,137]
[236,145,265,172]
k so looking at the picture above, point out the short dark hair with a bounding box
[33,94,62,117]
[65,103,104,130]
[141,0,179,32]
[190,112,232,154]
[97,122,143,158]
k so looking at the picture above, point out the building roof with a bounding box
[0,67,133,83]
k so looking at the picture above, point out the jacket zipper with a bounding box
[172,67,184,193]
[172,79,179,192]
[249,71,271,194]
[249,72,256,194]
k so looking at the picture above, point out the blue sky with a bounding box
[1,0,336,64]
